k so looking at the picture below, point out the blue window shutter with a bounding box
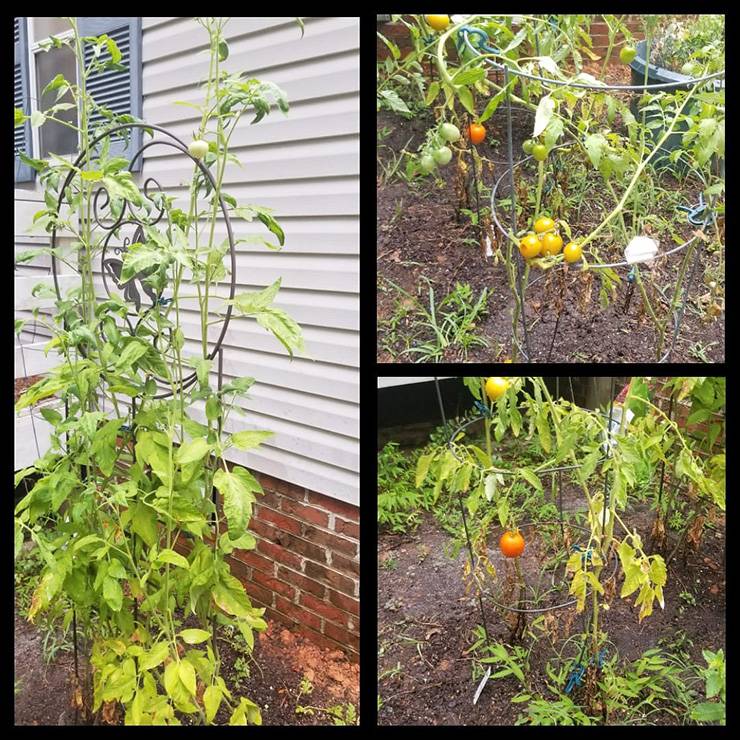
[14,17,33,183]
[77,17,143,171]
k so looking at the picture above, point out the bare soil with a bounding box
[377,502,725,725]
[377,66,724,363]
[14,603,359,726]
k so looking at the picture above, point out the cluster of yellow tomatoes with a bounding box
[519,217,582,263]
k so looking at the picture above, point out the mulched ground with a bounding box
[14,601,358,726]
[377,63,724,363]
[377,496,725,726]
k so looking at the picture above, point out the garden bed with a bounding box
[14,593,359,726]
[377,62,724,363]
[378,505,724,725]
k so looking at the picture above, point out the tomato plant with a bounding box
[14,17,305,726]
[376,14,724,362]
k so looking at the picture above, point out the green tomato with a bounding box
[522,139,535,155]
[532,144,548,162]
[420,154,436,173]
[433,146,453,165]
[188,139,209,160]
[681,61,700,77]
[619,45,636,64]
[440,123,461,142]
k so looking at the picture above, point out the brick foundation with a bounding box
[175,470,360,660]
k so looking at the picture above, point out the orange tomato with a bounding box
[468,123,486,145]
[541,232,564,256]
[519,233,541,260]
[499,530,525,558]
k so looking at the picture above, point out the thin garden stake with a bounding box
[656,390,676,510]
[433,377,491,644]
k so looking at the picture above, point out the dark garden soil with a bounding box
[377,498,725,725]
[14,600,358,726]
[377,65,724,363]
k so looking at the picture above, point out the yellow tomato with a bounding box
[425,15,450,31]
[485,376,509,401]
[519,233,541,260]
[534,216,556,234]
[563,242,583,263]
[541,232,564,256]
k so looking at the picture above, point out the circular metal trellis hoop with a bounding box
[457,22,725,92]
[488,137,712,363]
[482,521,620,614]
[50,122,237,400]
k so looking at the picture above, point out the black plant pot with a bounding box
[629,39,723,175]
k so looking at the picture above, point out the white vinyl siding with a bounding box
[13,17,359,507]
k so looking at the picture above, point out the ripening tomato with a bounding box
[534,216,556,234]
[619,45,637,64]
[532,144,548,161]
[541,232,564,256]
[485,376,509,401]
[425,15,450,31]
[519,233,542,259]
[499,530,525,558]
[468,123,486,145]
[433,146,453,165]
[440,122,461,142]
[420,154,436,173]
[188,139,209,160]
[563,242,583,263]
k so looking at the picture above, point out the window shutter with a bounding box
[14,17,33,183]
[77,17,143,171]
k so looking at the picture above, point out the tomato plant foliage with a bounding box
[14,17,305,725]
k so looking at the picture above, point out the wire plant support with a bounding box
[452,19,724,363]
[433,377,625,702]
[47,122,237,714]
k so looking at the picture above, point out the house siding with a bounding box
[14,17,360,507]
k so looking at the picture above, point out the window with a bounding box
[14,16,143,183]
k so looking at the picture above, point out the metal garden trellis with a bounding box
[454,19,725,363]
[49,122,237,721]
[432,376,632,703]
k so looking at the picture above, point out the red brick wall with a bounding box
[176,470,360,661]
[377,16,644,61]
[239,473,359,659]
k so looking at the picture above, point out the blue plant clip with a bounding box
[457,26,499,56]
[474,399,492,417]
[564,648,608,694]
[565,662,586,694]
[677,192,709,226]
[570,544,593,565]
[626,267,636,283]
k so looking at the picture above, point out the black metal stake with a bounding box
[458,493,492,645]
